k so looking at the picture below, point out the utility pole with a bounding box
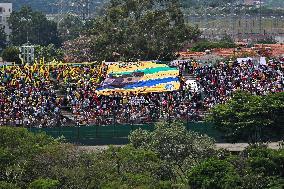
[204,2,208,38]
[230,2,235,39]
[259,0,262,35]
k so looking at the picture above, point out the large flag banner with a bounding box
[96,61,180,95]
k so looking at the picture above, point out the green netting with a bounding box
[29,122,224,145]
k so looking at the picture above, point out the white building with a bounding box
[0,3,12,39]
[19,44,36,64]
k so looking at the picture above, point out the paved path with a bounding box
[78,142,282,152]
[215,142,281,151]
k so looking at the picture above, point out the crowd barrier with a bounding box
[30,122,224,145]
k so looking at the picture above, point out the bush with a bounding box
[2,46,21,64]
[189,40,236,52]
[208,92,284,142]
[0,181,20,189]
[29,179,59,189]
[257,36,277,44]
[187,158,241,189]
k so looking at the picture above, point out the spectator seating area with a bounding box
[0,58,283,127]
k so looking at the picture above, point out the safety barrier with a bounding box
[30,122,224,145]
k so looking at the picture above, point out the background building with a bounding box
[0,3,12,40]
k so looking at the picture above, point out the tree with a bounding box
[1,126,284,188]
[34,44,64,62]
[257,36,277,44]
[220,34,235,44]
[0,127,59,185]
[8,6,60,46]
[63,36,93,62]
[1,46,21,63]
[69,0,201,61]
[242,145,284,177]
[91,145,173,188]
[28,179,59,189]
[236,145,284,189]
[0,26,7,51]
[189,37,236,52]
[187,158,241,189]
[208,91,284,142]
[57,14,84,41]
[129,121,215,181]
[0,181,20,189]
[187,145,284,189]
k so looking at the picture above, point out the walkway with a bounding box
[78,142,282,152]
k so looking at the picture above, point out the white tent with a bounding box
[260,57,267,65]
[237,57,253,64]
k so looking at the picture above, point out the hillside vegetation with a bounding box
[3,0,283,14]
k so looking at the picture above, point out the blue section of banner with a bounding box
[97,77,179,91]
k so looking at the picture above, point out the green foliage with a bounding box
[245,6,284,17]
[208,91,284,142]
[34,44,64,62]
[58,14,84,41]
[187,145,284,189]
[238,146,284,189]
[257,36,277,44]
[187,158,241,189]
[129,121,215,182]
[243,146,284,177]
[19,140,172,188]
[91,145,173,188]
[0,181,20,189]
[1,46,21,63]
[189,37,236,52]
[107,174,172,189]
[8,6,60,46]
[1,126,284,188]
[81,0,201,61]
[0,26,7,51]
[130,121,215,164]
[28,179,59,189]
[0,127,59,186]
[221,34,235,44]
[182,0,234,8]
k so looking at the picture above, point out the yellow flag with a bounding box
[39,66,45,75]
[57,61,63,68]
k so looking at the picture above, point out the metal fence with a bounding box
[30,122,224,145]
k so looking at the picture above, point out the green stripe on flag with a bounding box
[111,67,178,75]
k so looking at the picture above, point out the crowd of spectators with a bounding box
[0,58,283,127]
[194,59,284,109]
[0,65,63,128]
[67,90,204,126]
